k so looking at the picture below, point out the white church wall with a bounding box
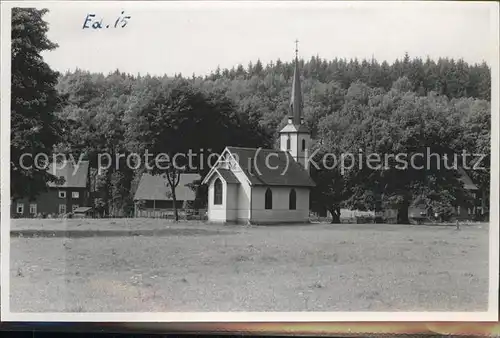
[207,175,226,222]
[206,168,250,224]
[279,132,311,170]
[297,134,311,169]
[250,186,310,223]
[225,183,238,222]
[279,133,299,160]
[291,133,299,159]
[279,133,290,153]
[236,180,251,222]
[229,164,251,222]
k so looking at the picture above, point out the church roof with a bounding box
[215,168,240,184]
[279,123,310,134]
[226,147,316,187]
[289,51,303,125]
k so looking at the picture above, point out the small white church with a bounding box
[202,49,316,224]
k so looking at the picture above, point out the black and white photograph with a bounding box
[1,1,498,321]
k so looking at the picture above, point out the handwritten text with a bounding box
[83,11,131,30]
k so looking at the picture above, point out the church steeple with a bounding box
[279,40,311,173]
[289,39,303,125]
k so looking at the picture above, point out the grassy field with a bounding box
[10,219,489,312]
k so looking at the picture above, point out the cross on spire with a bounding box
[290,39,303,125]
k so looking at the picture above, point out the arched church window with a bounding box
[302,139,306,151]
[289,189,297,210]
[214,178,223,205]
[265,188,273,209]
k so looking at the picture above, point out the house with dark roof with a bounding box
[11,160,91,218]
[455,167,484,220]
[133,173,201,218]
[381,168,484,223]
[201,50,316,224]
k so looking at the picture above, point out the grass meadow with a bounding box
[9,218,489,312]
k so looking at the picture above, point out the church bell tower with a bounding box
[279,40,311,173]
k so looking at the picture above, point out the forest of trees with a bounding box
[11,8,491,222]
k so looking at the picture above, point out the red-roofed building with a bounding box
[11,160,91,218]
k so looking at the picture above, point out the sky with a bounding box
[29,1,499,76]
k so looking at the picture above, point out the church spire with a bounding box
[279,40,310,172]
[290,39,303,125]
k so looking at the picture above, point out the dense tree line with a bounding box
[311,79,490,222]
[11,8,491,222]
[54,71,271,218]
[198,53,490,138]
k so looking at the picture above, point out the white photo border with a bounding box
[1,0,499,323]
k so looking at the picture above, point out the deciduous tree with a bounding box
[11,8,64,200]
